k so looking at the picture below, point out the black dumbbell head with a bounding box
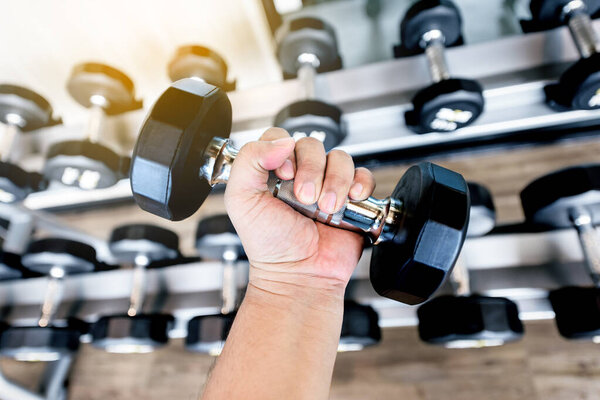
[276,17,340,76]
[521,164,600,228]
[549,286,600,339]
[0,326,83,361]
[0,161,46,203]
[545,54,600,111]
[44,140,127,189]
[0,84,60,131]
[130,79,232,221]
[529,0,600,25]
[370,162,470,305]
[405,79,484,133]
[67,63,142,115]
[168,45,234,91]
[109,224,179,263]
[467,182,496,237]
[22,238,97,275]
[196,214,243,260]
[274,100,345,151]
[0,251,24,281]
[417,295,524,347]
[339,301,381,351]
[400,0,462,52]
[90,313,174,353]
[185,313,236,355]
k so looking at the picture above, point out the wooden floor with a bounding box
[3,320,600,400]
[2,136,600,399]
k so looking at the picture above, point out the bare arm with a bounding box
[201,128,375,400]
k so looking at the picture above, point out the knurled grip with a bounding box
[267,172,347,226]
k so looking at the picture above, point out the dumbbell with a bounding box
[90,224,178,353]
[0,238,96,361]
[399,0,484,133]
[521,164,600,339]
[168,45,236,91]
[186,214,244,355]
[338,301,381,352]
[418,183,524,348]
[43,63,141,190]
[0,85,61,203]
[129,78,470,305]
[523,0,600,110]
[0,251,24,281]
[273,17,346,151]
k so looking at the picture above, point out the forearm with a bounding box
[202,271,345,400]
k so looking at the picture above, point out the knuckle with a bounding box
[329,149,352,162]
[261,127,290,140]
[296,136,325,149]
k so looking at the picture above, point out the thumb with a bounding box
[228,137,295,195]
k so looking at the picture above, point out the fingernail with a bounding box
[350,183,363,199]
[279,159,294,179]
[320,192,337,214]
[272,137,294,146]
[299,181,315,203]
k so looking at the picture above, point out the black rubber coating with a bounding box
[417,295,524,345]
[400,0,463,52]
[544,54,600,111]
[110,224,180,251]
[0,84,61,131]
[466,182,496,237]
[0,161,47,201]
[549,286,600,339]
[530,0,600,25]
[46,140,124,175]
[468,182,494,210]
[185,313,236,353]
[405,79,485,133]
[370,162,470,305]
[90,314,174,350]
[196,214,237,240]
[341,301,381,347]
[25,238,97,266]
[274,99,342,125]
[0,251,24,280]
[169,45,230,86]
[130,79,232,221]
[0,326,83,356]
[520,164,600,228]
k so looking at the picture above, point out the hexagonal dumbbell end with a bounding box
[185,313,236,355]
[370,162,470,305]
[467,181,496,237]
[339,301,381,351]
[109,223,180,264]
[0,84,61,131]
[417,295,524,347]
[0,162,46,203]
[549,286,600,339]
[22,238,97,276]
[405,79,484,133]
[545,54,600,110]
[168,45,236,91]
[130,78,232,221]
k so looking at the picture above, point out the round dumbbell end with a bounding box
[521,164,600,228]
[0,84,57,131]
[23,238,97,275]
[109,224,179,263]
[400,0,463,51]
[44,140,125,189]
[0,326,82,361]
[90,314,174,353]
[130,79,232,221]
[185,314,236,355]
[168,45,229,89]
[276,17,340,76]
[274,100,345,151]
[370,162,470,305]
[417,295,524,347]
[467,182,496,237]
[339,301,381,351]
[406,79,484,133]
[549,286,600,339]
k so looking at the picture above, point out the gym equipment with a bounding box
[521,164,600,339]
[186,214,244,355]
[0,238,96,361]
[399,0,484,133]
[0,251,24,281]
[0,85,60,203]
[418,182,524,348]
[129,78,470,305]
[90,224,178,353]
[338,301,381,352]
[168,45,236,91]
[522,0,600,110]
[43,63,141,190]
[273,17,346,151]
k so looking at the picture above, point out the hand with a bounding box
[225,128,376,295]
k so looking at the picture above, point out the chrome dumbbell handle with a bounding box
[296,53,320,100]
[421,29,451,83]
[563,0,600,58]
[570,206,600,286]
[201,137,403,244]
[38,267,65,327]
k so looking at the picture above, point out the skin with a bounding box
[201,128,376,400]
